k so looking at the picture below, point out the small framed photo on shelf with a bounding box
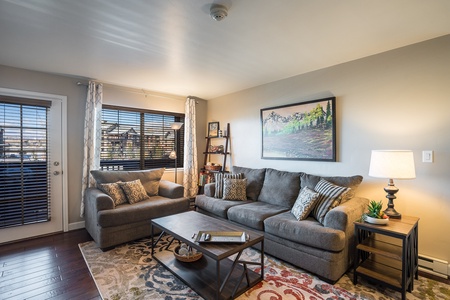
[208,122,220,137]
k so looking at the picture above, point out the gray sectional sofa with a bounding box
[195,166,369,282]
[84,168,190,250]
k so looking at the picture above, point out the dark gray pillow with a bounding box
[257,168,303,208]
[90,168,165,196]
[301,173,363,202]
[232,166,266,200]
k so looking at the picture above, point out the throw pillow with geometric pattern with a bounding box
[118,179,149,204]
[222,178,247,201]
[291,186,320,221]
[214,172,244,199]
[98,182,128,207]
[311,179,349,224]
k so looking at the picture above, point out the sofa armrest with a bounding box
[85,187,115,212]
[324,197,369,232]
[158,180,184,198]
[203,183,215,197]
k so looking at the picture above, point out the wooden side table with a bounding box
[353,215,419,300]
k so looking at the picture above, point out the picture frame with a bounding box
[208,122,220,138]
[260,97,336,161]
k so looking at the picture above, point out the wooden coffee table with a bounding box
[151,211,264,300]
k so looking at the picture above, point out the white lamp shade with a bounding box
[169,150,177,159]
[171,122,184,130]
[369,150,416,179]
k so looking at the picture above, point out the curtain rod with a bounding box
[76,81,190,102]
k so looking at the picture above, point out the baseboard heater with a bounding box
[418,254,449,279]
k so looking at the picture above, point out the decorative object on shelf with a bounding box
[208,144,224,153]
[169,122,184,183]
[208,122,219,137]
[204,163,222,171]
[368,150,416,219]
[261,97,336,161]
[173,244,202,262]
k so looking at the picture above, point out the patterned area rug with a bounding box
[79,237,450,300]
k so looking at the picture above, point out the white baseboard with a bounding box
[68,221,85,231]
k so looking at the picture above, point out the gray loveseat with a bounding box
[84,168,190,250]
[195,166,368,282]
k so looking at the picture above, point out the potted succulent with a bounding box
[364,200,389,224]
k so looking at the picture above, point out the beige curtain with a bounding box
[80,81,103,217]
[183,97,198,197]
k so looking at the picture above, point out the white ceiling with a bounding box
[1,0,449,99]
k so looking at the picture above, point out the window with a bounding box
[0,97,51,228]
[101,105,184,171]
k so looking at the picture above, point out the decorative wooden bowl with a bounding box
[173,246,202,262]
[204,165,222,171]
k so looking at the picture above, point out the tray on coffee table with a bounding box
[194,231,249,243]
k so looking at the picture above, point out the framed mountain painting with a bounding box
[261,97,336,161]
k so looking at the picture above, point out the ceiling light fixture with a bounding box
[210,4,228,21]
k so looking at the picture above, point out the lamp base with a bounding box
[383,207,401,219]
[384,179,401,219]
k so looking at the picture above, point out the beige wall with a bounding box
[0,65,207,229]
[207,35,450,263]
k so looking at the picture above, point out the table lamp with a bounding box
[368,150,416,219]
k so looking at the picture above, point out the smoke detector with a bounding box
[210,4,228,21]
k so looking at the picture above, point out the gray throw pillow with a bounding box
[311,179,349,224]
[291,187,320,221]
[257,168,302,208]
[222,178,247,201]
[232,166,266,200]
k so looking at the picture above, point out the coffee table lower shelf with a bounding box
[153,249,262,300]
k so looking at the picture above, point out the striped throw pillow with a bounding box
[311,179,350,224]
[214,173,243,198]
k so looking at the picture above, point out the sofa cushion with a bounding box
[257,168,303,208]
[97,196,190,228]
[97,182,127,206]
[232,166,266,200]
[195,195,252,219]
[91,168,165,196]
[222,178,247,201]
[301,173,363,202]
[291,187,319,221]
[227,201,289,231]
[214,172,243,198]
[311,179,349,224]
[118,179,150,204]
[264,211,346,252]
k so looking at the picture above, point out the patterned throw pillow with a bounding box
[311,179,350,224]
[222,178,247,201]
[291,187,320,221]
[214,173,243,199]
[118,179,149,204]
[98,182,128,207]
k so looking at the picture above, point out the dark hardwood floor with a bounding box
[0,229,100,300]
[1,229,449,300]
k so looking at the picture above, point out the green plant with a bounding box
[367,200,387,219]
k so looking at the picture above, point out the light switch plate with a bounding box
[422,150,433,163]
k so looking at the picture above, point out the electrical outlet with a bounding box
[422,150,433,163]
